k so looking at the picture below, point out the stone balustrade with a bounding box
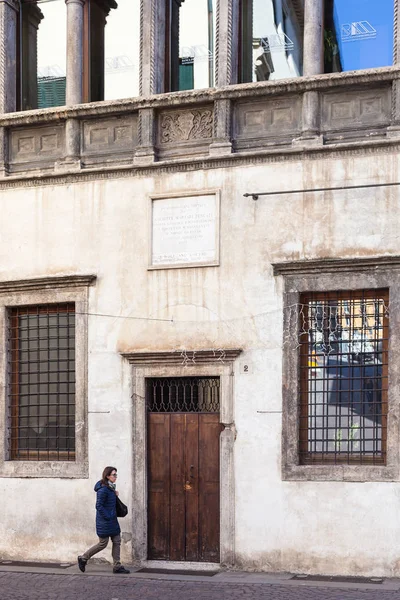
[0,66,398,178]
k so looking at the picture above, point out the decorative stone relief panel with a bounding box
[82,114,138,165]
[10,124,65,171]
[157,106,213,159]
[233,96,302,150]
[322,87,391,134]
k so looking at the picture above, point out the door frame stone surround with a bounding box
[121,350,241,566]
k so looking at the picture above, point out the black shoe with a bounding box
[77,556,87,573]
[113,565,130,574]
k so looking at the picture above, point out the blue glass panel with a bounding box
[326,0,394,72]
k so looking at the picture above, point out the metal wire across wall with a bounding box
[9,304,76,461]
[146,377,220,413]
[299,289,389,465]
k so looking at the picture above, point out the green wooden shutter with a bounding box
[37,77,67,109]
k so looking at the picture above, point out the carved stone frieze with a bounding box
[82,115,138,159]
[159,108,213,144]
[9,124,65,170]
[322,86,392,131]
[234,96,302,148]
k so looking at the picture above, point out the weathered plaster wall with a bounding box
[1,146,400,573]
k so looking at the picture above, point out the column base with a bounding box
[209,141,233,156]
[292,134,324,148]
[386,126,400,139]
[54,158,82,173]
[134,147,157,166]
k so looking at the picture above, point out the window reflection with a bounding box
[324,0,394,73]
[20,0,67,110]
[104,0,140,100]
[167,0,215,92]
[240,0,304,83]
[179,0,215,90]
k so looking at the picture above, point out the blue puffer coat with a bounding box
[94,480,121,538]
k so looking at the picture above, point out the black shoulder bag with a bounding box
[116,495,128,518]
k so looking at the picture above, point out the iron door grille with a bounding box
[146,377,220,413]
[299,289,389,465]
[8,304,76,461]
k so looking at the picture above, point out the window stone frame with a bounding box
[0,274,96,478]
[273,256,400,482]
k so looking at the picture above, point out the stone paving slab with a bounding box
[1,569,400,600]
[0,563,398,590]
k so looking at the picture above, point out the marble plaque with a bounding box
[151,193,219,268]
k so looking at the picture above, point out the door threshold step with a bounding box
[137,568,219,577]
[0,560,72,569]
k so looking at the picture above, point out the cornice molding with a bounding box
[121,349,242,365]
[0,275,97,293]
[272,256,400,277]
[0,66,398,128]
[0,137,398,190]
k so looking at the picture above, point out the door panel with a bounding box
[147,412,221,562]
[185,413,200,561]
[199,414,222,562]
[169,414,186,561]
[147,414,170,560]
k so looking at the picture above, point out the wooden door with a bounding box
[147,413,221,562]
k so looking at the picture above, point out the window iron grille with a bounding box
[9,304,76,461]
[299,289,389,465]
[146,377,220,413]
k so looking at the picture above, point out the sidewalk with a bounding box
[0,560,399,592]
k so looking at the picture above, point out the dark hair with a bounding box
[101,466,117,485]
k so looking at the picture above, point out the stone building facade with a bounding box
[0,0,400,577]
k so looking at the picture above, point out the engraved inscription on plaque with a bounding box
[151,193,220,268]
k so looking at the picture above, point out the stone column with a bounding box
[208,0,240,156]
[65,0,85,105]
[140,0,165,95]
[0,0,19,114]
[21,2,43,111]
[303,0,323,77]
[60,0,84,171]
[209,99,232,156]
[296,0,324,145]
[388,0,400,136]
[215,0,240,86]
[0,0,19,176]
[134,108,156,165]
[137,0,165,163]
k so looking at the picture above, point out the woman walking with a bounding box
[78,466,130,574]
